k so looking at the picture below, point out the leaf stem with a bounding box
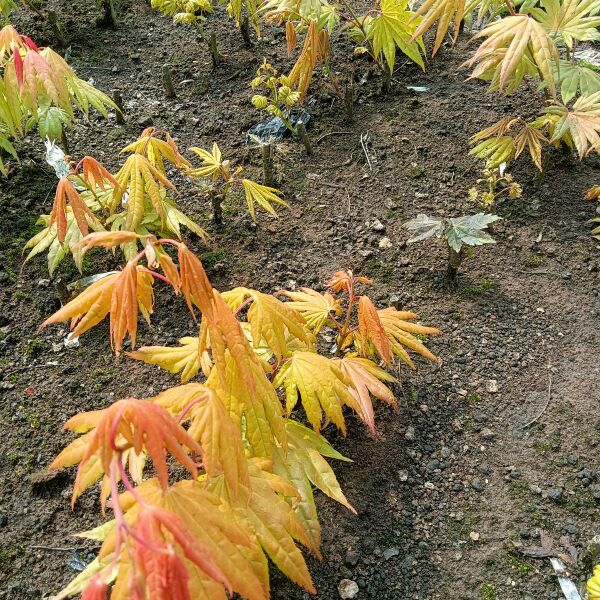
[503,0,516,15]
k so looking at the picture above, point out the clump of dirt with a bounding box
[1,1,599,599]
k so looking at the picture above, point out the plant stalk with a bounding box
[447,246,464,281]
[296,122,313,156]
[261,143,275,187]
[240,15,252,48]
[161,64,177,99]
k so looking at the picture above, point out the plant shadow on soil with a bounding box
[1,1,600,599]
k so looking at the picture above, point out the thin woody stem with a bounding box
[336,283,356,356]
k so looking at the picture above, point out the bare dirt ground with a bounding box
[1,1,599,598]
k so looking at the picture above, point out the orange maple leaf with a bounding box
[80,156,119,191]
[40,262,154,354]
[178,244,217,322]
[358,295,393,365]
[80,575,108,600]
[325,270,372,294]
[132,504,232,600]
[58,398,203,506]
[49,176,99,243]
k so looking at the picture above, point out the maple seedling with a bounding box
[468,162,522,210]
[24,129,207,274]
[185,141,288,226]
[150,0,226,68]
[404,213,501,281]
[251,60,301,134]
[41,232,442,598]
[0,26,116,175]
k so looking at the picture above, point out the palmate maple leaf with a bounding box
[49,176,103,243]
[335,356,397,436]
[288,19,329,102]
[410,0,466,56]
[366,0,425,73]
[129,336,204,382]
[110,153,177,231]
[187,143,228,180]
[241,179,289,221]
[470,117,547,170]
[529,0,600,48]
[358,295,393,365]
[273,420,355,553]
[177,246,288,458]
[24,199,107,275]
[152,383,250,494]
[554,59,600,103]
[121,128,191,173]
[95,478,268,600]
[50,398,203,506]
[49,430,146,509]
[280,287,342,334]
[544,91,600,158]
[80,155,119,191]
[132,504,233,600]
[377,307,441,367]
[222,287,311,359]
[464,14,559,96]
[273,350,360,434]
[209,458,316,595]
[206,348,287,457]
[40,260,154,354]
[326,270,372,294]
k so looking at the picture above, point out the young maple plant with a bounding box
[0,26,115,174]
[262,0,425,97]
[404,213,501,281]
[24,128,286,274]
[40,231,441,599]
[425,0,600,172]
[185,140,287,225]
[24,128,206,273]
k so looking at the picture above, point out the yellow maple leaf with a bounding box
[274,351,359,434]
[377,307,441,367]
[280,287,342,334]
[128,336,203,382]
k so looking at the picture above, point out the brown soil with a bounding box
[1,1,599,599]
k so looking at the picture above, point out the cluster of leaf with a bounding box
[39,233,441,598]
[261,0,425,99]
[404,213,501,278]
[437,0,600,171]
[186,139,288,220]
[405,213,500,253]
[0,26,115,174]
[468,162,522,210]
[24,128,286,274]
[250,60,301,133]
[151,0,262,38]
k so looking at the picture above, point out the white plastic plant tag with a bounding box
[45,139,70,179]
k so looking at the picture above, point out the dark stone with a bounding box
[547,487,563,502]
[344,549,360,567]
[471,478,486,492]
